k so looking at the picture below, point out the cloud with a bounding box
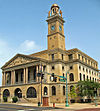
[0,39,42,86]
[19,40,39,53]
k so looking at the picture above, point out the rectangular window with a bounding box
[78,54,80,59]
[62,66,64,70]
[62,54,64,60]
[70,66,73,70]
[68,54,73,60]
[52,66,55,70]
[28,70,30,81]
[52,54,54,60]
[80,73,82,81]
[21,72,23,82]
[16,73,18,82]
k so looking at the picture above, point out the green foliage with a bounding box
[3,97,7,102]
[12,96,18,103]
[69,86,77,99]
[77,80,100,98]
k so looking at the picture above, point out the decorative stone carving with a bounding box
[5,56,34,68]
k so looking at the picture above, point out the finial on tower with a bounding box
[48,4,62,17]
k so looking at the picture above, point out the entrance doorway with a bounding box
[14,88,22,98]
[43,97,49,106]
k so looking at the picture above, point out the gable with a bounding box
[1,54,38,69]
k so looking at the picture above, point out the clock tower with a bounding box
[46,4,65,50]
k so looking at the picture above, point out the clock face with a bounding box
[59,25,62,31]
[51,25,55,30]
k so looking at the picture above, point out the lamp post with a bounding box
[65,71,69,107]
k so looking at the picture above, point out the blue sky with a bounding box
[0,0,100,86]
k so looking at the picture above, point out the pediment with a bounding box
[2,54,38,69]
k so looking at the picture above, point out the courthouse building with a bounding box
[0,4,99,105]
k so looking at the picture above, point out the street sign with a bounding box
[59,76,65,79]
[59,79,65,82]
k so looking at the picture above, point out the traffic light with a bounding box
[54,77,57,82]
[41,74,44,79]
[51,73,54,77]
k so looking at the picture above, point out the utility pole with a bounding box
[65,72,69,107]
[40,63,42,105]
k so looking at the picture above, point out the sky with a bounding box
[0,0,100,86]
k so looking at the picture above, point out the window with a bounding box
[82,56,84,62]
[62,66,64,70]
[15,73,18,82]
[68,54,73,60]
[89,70,91,74]
[52,54,54,60]
[70,66,73,70]
[80,73,82,81]
[69,73,74,81]
[86,69,88,73]
[88,60,90,65]
[83,74,85,81]
[27,87,37,98]
[85,58,87,63]
[52,66,55,70]
[83,67,85,71]
[3,89,10,97]
[21,72,23,82]
[52,86,56,95]
[44,87,48,95]
[28,70,30,81]
[62,54,64,60]
[63,86,65,95]
[90,77,91,81]
[78,54,80,59]
[87,75,88,80]
[93,78,94,81]
[79,66,81,70]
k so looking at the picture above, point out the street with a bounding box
[0,104,65,111]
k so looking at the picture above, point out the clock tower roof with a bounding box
[51,4,59,9]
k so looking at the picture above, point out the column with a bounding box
[11,71,13,85]
[36,65,38,82]
[11,70,15,85]
[26,67,28,83]
[13,70,15,84]
[3,72,6,86]
[2,72,4,86]
[23,68,26,84]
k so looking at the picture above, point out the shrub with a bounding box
[12,96,18,103]
[3,97,7,102]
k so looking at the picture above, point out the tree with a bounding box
[77,80,100,99]
[69,86,77,103]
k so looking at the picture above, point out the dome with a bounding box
[51,4,59,9]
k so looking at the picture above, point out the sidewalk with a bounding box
[16,102,100,110]
[1,102,100,110]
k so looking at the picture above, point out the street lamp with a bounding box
[65,71,69,107]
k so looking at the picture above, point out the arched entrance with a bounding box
[14,88,22,98]
[27,87,37,98]
[3,89,10,97]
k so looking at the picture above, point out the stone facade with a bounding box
[0,4,99,104]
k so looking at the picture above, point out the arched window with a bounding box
[44,86,48,95]
[69,73,74,81]
[63,86,65,95]
[3,89,10,97]
[52,86,56,95]
[14,88,22,98]
[70,85,74,92]
[27,87,37,98]
[80,73,82,81]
